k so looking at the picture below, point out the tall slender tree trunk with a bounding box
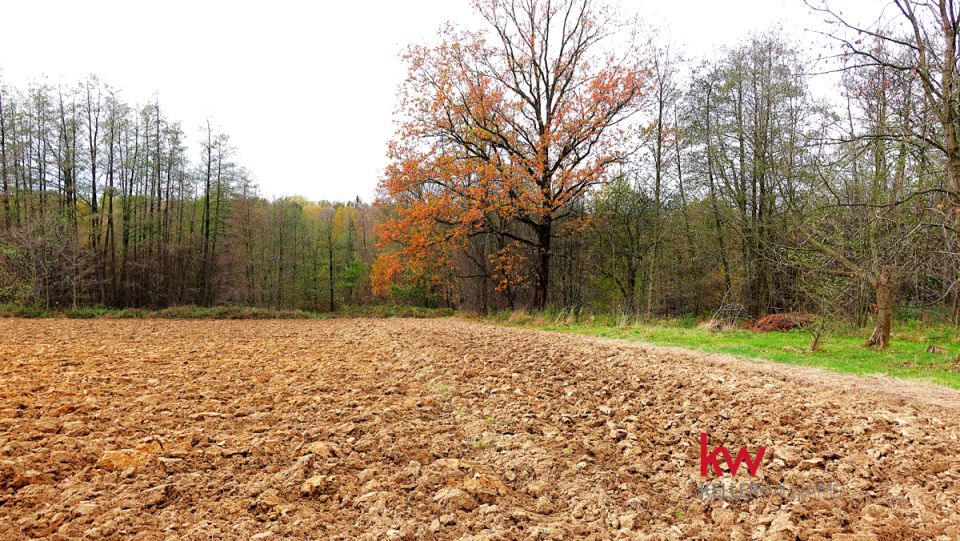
[0,89,10,230]
[106,149,115,304]
[646,82,668,317]
[327,219,335,311]
[276,209,285,308]
[674,108,700,314]
[201,122,213,304]
[705,87,732,296]
[10,99,22,227]
[313,237,321,310]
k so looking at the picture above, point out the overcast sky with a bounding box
[0,0,878,202]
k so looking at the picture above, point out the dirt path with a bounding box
[1,318,958,540]
[529,327,960,411]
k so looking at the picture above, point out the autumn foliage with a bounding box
[375,0,649,308]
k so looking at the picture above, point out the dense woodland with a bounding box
[0,78,377,310]
[2,0,960,348]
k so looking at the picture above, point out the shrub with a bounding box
[66,307,112,319]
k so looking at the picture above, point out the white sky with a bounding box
[0,0,878,202]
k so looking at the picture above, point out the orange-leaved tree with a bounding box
[376,0,650,309]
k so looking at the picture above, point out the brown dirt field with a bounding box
[1,318,959,540]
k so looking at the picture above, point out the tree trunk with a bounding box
[863,271,894,349]
[952,281,960,326]
[0,89,10,229]
[647,86,665,317]
[328,224,335,312]
[534,218,552,310]
[201,123,213,304]
[624,263,637,314]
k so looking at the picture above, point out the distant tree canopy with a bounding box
[2,0,960,350]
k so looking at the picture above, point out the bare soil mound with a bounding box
[1,318,958,540]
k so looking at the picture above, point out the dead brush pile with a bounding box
[751,313,815,332]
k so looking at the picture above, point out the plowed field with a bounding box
[1,318,959,540]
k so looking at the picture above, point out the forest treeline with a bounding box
[0,77,376,310]
[1,0,959,349]
[372,0,960,350]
